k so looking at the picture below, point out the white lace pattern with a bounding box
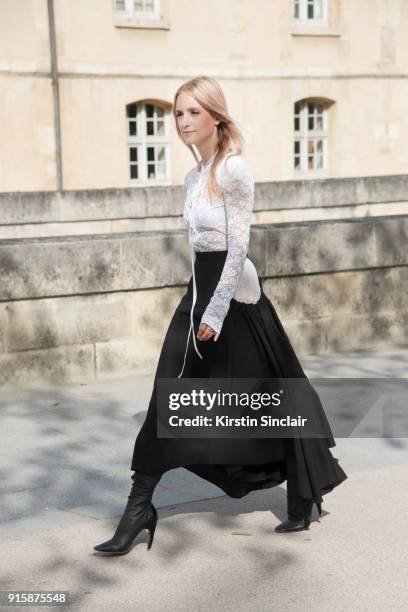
[183,153,260,334]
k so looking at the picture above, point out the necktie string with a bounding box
[177,169,205,378]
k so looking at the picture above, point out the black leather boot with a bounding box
[94,469,162,555]
[275,457,315,533]
[274,498,314,532]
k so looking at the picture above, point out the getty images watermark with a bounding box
[156,377,408,439]
[167,386,307,426]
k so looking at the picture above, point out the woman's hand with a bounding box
[197,323,220,342]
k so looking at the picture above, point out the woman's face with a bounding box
[175,91,219,148]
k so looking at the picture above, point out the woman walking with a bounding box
[94,76,347,556]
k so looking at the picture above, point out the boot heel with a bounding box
[147,522,156,550]
[146,506,157,550]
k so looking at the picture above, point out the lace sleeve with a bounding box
[200,155,255,334]
[182,168,194,230]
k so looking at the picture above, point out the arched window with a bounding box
[126,101,170,184]
[114,0,160,19]
[292,0,328,24]
[294,99,329,173]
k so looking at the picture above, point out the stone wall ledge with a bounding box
[0,173,407,225]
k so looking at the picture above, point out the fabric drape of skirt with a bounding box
[131,250,348,514]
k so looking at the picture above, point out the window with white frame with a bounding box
[126,102,170,183]
[113,0,160,18]
[292,0,328,24]
[294,100,328,173]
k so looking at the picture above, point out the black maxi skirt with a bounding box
[131,250,348,515]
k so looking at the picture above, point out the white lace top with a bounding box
[177,151,261,378]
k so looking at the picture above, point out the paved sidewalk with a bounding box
[0,345,407,611]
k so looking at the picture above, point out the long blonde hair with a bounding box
[172,76,246,199]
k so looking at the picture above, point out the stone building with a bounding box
[1,0,407,193]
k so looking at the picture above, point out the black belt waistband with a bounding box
[195,250,228,260]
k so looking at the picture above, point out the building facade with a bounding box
[0,0,407,193]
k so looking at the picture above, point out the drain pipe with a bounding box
[47,0,63,192]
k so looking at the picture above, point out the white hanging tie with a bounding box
[177,240,204,378]
[177,160,211,378]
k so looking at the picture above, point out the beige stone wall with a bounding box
[1,173,408,240]
[1,265,407,390]
[0,216,407,389]
[0,0,408,192]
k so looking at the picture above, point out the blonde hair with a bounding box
[172,76,246,199]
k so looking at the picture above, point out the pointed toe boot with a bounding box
[93,469,162,556]
[275,513,311,533]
